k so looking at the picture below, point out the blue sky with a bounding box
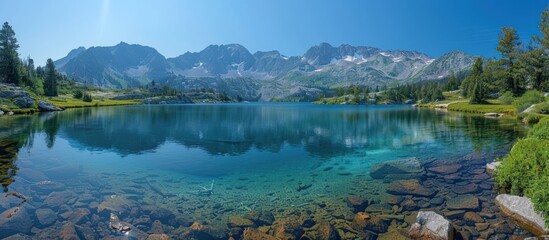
[0,0,546,65]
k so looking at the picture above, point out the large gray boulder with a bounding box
[369,157,425,181]
[38,100,60,112]
[13,96,35,108]
[409,211,456,240]
[496,194,548,236]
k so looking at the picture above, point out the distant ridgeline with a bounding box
[54,42,475,101]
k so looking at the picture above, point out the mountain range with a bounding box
[55,42,476,101]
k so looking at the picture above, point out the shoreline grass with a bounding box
[46,97,141,109]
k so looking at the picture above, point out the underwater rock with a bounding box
[314,222,340,240]
[273,218,305,240]
[387,179,436,197]
[386,195,404,205]
[351,212,389,233]
[149,207,175,222]
[364,203,392,213]
[346,195,368,212]
[109,212,131,234]
[97,195,135,215]
[75,224,98,240]
[369,157,425,180]
[0,206,33,238]
[452,183,479,194]
[44,191,77,208]
[228,215,255,228]
[30,181,65,193]
[147,234,170,240]
[243,210,275,226]
[409,211,456,240]
[44,164,82,180]
[400,198,419,211]
[59,222,79,240]
[428,164,462,174]
[67,208,90,224]
[446,194,479,211]
[151,220,165,234]
[378,228,410,240]
[242,228,278,240]
[296,182,312,192]
[179,221,226,240]
[463,212,484,226]
[35,208,57,227]
[495,194,548,236]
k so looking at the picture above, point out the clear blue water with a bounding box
[0,103,530,238]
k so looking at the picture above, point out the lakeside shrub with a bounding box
[498,91,514,104]
[534,101,549,114]
[496,118,549,225]
[73,89,83,99]
[514,90,545,112]
[529,117,549,140]
[82,93,93,102]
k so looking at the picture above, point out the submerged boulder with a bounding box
[0,206,33,238]
[446,194,479,211]
[387,179,436,197]
[243,210,275,226]
[369,157,425,181]
[409,211,456,240]
[179,221,226,240]
[496,194,548,236]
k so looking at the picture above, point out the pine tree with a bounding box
[0,22,21,85]
[44,59,58,96]
[497,27,524,95]
[469,57,486,104]
[540,4,549,49]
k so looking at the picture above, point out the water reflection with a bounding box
[0,103,525,191]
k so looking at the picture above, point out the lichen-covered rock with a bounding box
[370,157,425,180]
[409,211,456,240]
[495,194,548,236]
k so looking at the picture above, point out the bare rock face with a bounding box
[496,194,548,236]
[409,211,456,240]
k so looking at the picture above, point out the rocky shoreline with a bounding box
[0,150,544,240]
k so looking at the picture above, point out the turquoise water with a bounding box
[0,103,531,239]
